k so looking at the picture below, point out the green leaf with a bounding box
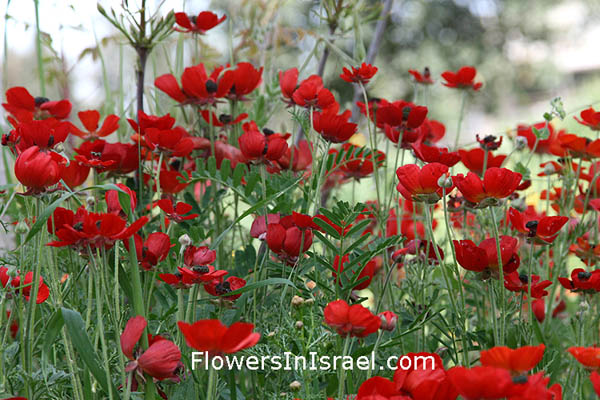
[312,216,342,239]
[43,310,64,359]
[61,307,117,395]
[220,159,232,181]
[232,163,246,187]
[313,231,339,254]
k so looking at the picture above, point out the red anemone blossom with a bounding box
[143,127,194,157]
[128,111,176,135]
[516,122,564,156]
[223,62,263,101]
[69,110,119,140]
[453,236,520,278]
[312,108,357,143]
[120,316,181,381]
[157,199,198,223]
[203,275,246,300]
[75,140,138,174]
[8,118,71,153]
[126,233,173,270]
[2,86,71,122]
[332,254,376,290]
[441,66,482,90]
[503,272,552,299]
[412,142,460,167]
[479,344,545,375]
[289,74,337,111]
[15,146,64,195]
[396,162,452,204]
[568,346,600,370]
[323,299,381,338]
[508,208,568,244]
[574,107,600,131]
[340,63,378,85]
[447,366,514,399]
[408,67,433,84]
[47,205,148,252]
[1,267,50,304]
[59,159,90,189]
[174,11,226,34]
[183,245,216,267]
[177,319,260,356]
[238,121,289,163]
[105,184,137,217]
[266,213,314,263]
[458,148,506,176]
[476,134,503,151]
[453,168,522,207]
[558,268,600,293]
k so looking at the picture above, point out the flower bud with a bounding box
[515,136,528,150]
[53,142,65,153]
[295,321,304,329]
[291,295,304,307]
[15,221,29,235]
[543,163,556,176]
[304,298,315,305]
[437,175,453,188]
[378,311,398,331]
[289,381,302,391]
[86,196,95,208]
[178,234,192,248]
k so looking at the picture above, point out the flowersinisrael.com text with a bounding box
[191,352,436,372]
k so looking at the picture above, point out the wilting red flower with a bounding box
[312,108,357,143]
[291,75,337,111]
[238,121,288,163]
[332,254,376,290]
[174,11,226,34]
[177,319,260,356]
[412,142,460,167]
[2,86,71,122]
[340,63,378,84]
[204,275,246,300]
[396,163,452,203]
[223,62,263,101]
[480,344,545,374]
[69,110,119,140]
[453,168,522,207]
[47,205,148,252]
[15,146,64,195]
[378,311,397,332]
[441,66,482,90]
[558,268,600,293]
[155,63,231,106]
[508,208,568,244]
[503,272,551,298]
[476,134,503,151]
[266,213,314,262]
[447,366,513,399]
[59,159,90,189]
[1,267,50,304]
[157,199,198,223]
[126,233,173,270]
[200,110,248,127]
[143,127,194,157]
[120,316,181,381]
[574,107,600,131]
[568,347,600,370]
[458,148,506,175]
[408,67,433,84]
[323,299,381,338]
[453,236,520,277]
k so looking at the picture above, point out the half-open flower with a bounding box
[396,162,452,204]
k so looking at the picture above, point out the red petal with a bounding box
[120,315,147,360]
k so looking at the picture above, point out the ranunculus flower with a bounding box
[323,299,380,338]
[177,319,260,356]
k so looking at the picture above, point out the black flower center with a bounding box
[205,80,218,93]
[215,281,231,295]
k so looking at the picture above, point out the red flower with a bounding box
[127,233,173,270]
[266,213,314,262]
[203,275,246,300]
[155,168,189,194]
[412,142,460,167]
[120,316,181,381]
[291,75,337,111]
[408,67,433,84]
[174,11,226,34]
[59,159,90,189]
[503,272,551,298]
[332,254,376,290]
[480,344,545,374]
[396,163,452,203]
[157,199,198,223]
[75,140,138,174]
[568,346,600,370]
[10,119,71,152]
[458,148,506,175]
[508,208,568,244]
[574,107,600,131]
[516,122,564,156]
[312,108,357,144]
[531,297,566,322]
[223,62,263,101]
[557,133,600,160]
[453,236,520,277]
[591,371,600,395]
[154,63,231,106]
[2,268,50,304]
[447,366,513,399]
[393,352,457,400]
[332,143,385,180]
[356,376,406,399]
[177,319,260,356]
[47,205,148,252]
[143,127,194,157]
[2,86,71,123]
[476,134,503,151]
[324,299,380,338]
[279,68,299,105]
[453,168,522,206]
[392,239,444,264]
[558,268,600,293]
[238,121,289,163]
[15,146,64,195]
[250,214,281,239]
[105,184,137,216]
[340,63,378,84]
[441,66,482,90]
[69,110,119,140]
[128,111,176,135]
[274,140,313,172]
[378,311,398,331]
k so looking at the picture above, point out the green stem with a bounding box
[453,91,468,150]
[337,335,352,400]
[33,0,45,96]
[488,207,505,345]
